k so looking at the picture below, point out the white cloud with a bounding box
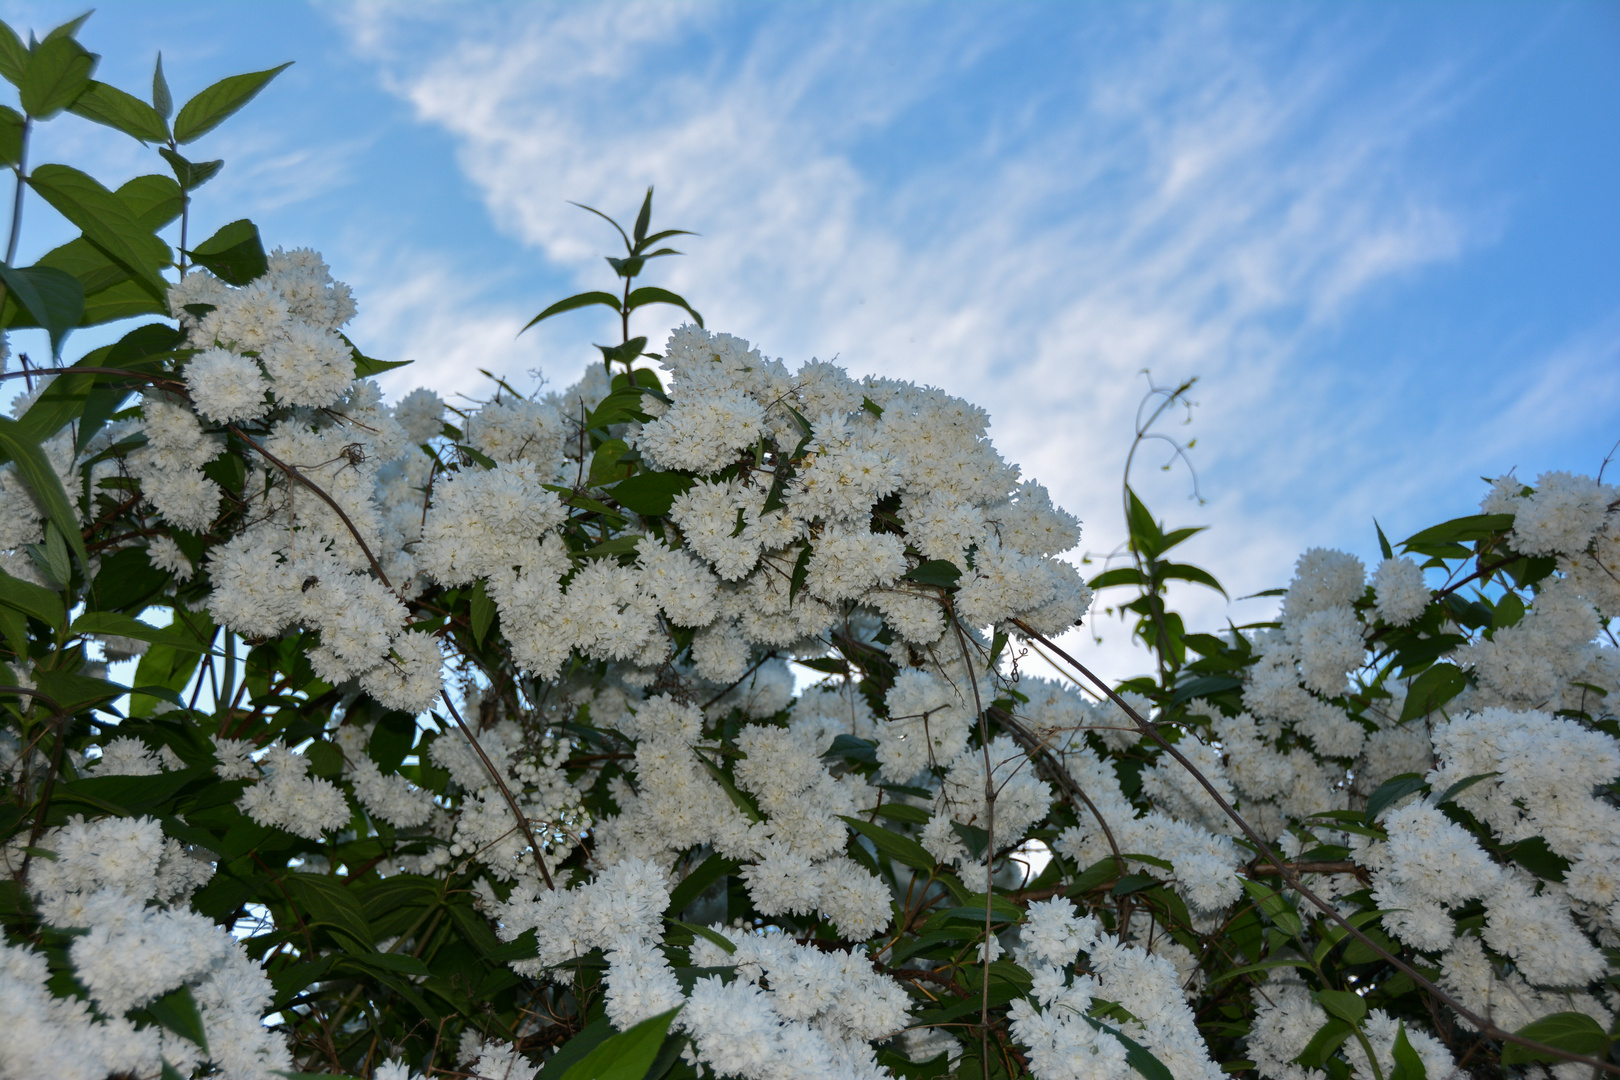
[333,3,1599,679]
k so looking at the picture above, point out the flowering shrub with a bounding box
[1,15,1617,1080]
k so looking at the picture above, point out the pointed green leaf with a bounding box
[903,559,961,588]
[27,163,171,296]
[0,105,24,167]
[69,80,169,142]
[172,62,291,144]
[556,1008,682,1080]
[1315,989,1366,1026]
[0,415,88,575]
[1399,663,1465,721]
[19,35,94,118]
[0,21,26,85]
[632,186,653,245]
[143,985,208,1052]
[1389,1023,1427,1080]
[1499,1012,1609,1065]
[117,174,185,232]
[519,290,622,335]
[185,218,266,285]
[70,611,217,654]
[43,12,92,42]
[1157,561,1228,598]
[0,262,83,356]
[1365,772,1427,821]
[469,578,495,647]
[1375,519,1394,561]
[0,565,65,629]
[152,52,171,119]
[625,285,703,328]
[608,472,694,517]
[157,146,223,192]
[839,815,935,871]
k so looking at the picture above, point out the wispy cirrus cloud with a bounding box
[329,2,1598,677]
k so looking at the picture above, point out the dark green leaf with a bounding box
[0,262,83,356]
[118,174,186,232]
[1296,1018,1355,1068]
[1434,771,1498,808]
[69,80,169,142]
[788,542,812,602]
[1065,858,1120,898]
[624,285,703,328]
[667,853,741,915]
[1400,514,1514,549]
[70,611,215,654]
[172,62,292,143]
[1498,1012,1609,1066]
[469,578,495,647]
[0,415,89,574]
[520,290,622,334]
[0,105,23,167]
[1088,567,1147,590]
[1157,561,1228,598]
[695,752,762,822]
[1366,773,1427,821]
[152,52,171,120]
[1084,1018,1175,1080]
[185,218,266,285]
[1399,663,1466,721]
[158,147,223,192]
[19,36,95,119]
[609,472,694,517]
[903,559,961,588]
[632,186,653,245]
[839,815,935,871]
[871,801,930,824]
[0,21,26,85]
[0,565,65,629]
[1375,519,1394,561]
[27,163,171,297]
[558,1007,682,1080]
[1389,1023,1427,1080]
[1240,878,1302,937]
[1315,989,1366,1026]
[823,733,877,765]
[143,984,207,1051]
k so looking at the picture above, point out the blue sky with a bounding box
[5,1,1617,679]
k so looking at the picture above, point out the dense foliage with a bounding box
[1,16,1617,1080]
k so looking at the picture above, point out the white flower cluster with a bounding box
[0,815,290,1080]
[1008,898,1224,1080]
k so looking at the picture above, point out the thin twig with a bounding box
[439,690,553,890]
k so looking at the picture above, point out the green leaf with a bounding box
[1365,773,1427,821]
[1240,878,1302,937]
[0,415,89,575]
[1296,1018,1355,1068]
[1434,771,1499,808]
[44,13,93,42]
[1065,857,1121,898]
[158,147,223,192]
[788,542,812,603]
[558,1007,682,1080]
[69,80,170,142]
[669,918,736,955]
[584,387,652,429]
[903,559,961,588]
[118,174,186,232]
[839,815,935,871]
[1499,1011,1609,1065]
[27,164,171,297]
[536,1017,617,1080]
[1375,519,1395,561]
[0,21,26,85]
[694,752,762,822]
[1315,989,1366,1026]
[666,853,741,915]
[70,611,216,654]
[469,578,495,647]
[1157,561,1228,598]
[185,218,266,286]
[0,105,24,167]
[0,565,65,629]
[152,52,171,120]
[0,262,83,356]
[31,667,123,713]
[632,186,653,245]
[1399,663,1465,722]
[19,36,95,119]
[1084,1018,1175,1080]
[624,285,703,328]
[871,801,930,824]
[1389,1023,1427,1080]
[284,872,374,947]
[172,62,292,143]
[143,984,208,1051]
[609,472,694,517]
[1400,514,1514,549]
[520,290,622,335]
[1088,566,1147,590]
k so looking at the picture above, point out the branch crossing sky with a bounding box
[6,1,1617,677]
